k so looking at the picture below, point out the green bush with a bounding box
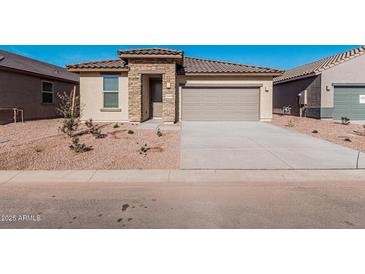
[69,137,92,153]
[341,117,350,125]
[85,118,106,139]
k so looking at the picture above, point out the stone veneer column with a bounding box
[127,59,177,123]
[128,66,142,122]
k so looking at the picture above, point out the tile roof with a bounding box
[67,59,126,69]
[181,57,283,74]
[67,49,283,74]
[118,48,183,56]
[274,46,365,83]
[0,49,79,83]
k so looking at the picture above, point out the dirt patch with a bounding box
[271,114,365,152]
[0,119,180,170]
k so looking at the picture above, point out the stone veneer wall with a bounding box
[127,58,177,123]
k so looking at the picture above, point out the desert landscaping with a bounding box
[2,114,365,170]
[272,114,365,153]
[0,119,180,170]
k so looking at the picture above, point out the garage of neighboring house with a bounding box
[273,45,365,120]
[181,87,260,121]
[333,85,365,120]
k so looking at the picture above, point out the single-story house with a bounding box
[273,46,365,120]
[0,50,79,124]
[67,48,282,123]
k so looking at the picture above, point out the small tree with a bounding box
[57,91,80,137]
[57,89,91,152]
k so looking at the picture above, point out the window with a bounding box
[103,75,119,108]
[41,81,54,104]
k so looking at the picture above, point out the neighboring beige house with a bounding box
[0,50,79,124]
[273,46,365,120]
[67,48,282,123]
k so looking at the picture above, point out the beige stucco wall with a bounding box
[177,76,274,121]
[321,54,365,108]
[79,72,128,122]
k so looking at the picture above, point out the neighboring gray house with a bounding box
[0,50,79,124]
[273,46,365,120]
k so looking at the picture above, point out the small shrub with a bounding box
[128,129,134,134]
[312,130,318,134]
[286,119,295,127]
[139,143,150,156]
[69,137,92,153]
[344,138,352,142]
[156,127,162,137]
[34,146,44,153]
[341,117,350,125]
[113,123,119,128]
[85,118,106,139]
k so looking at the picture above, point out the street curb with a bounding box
[1,169,365,184]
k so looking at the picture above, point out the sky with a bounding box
[0,45,360,70]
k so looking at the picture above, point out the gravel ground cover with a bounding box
[271,114,365,152]
[0,119,180,170]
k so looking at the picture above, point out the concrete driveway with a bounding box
[180,121,365,169]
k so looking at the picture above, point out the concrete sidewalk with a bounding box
[1,169,365,184]
[1,169,365,228]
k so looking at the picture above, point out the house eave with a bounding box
[0,65,79,84]
[273,73,318,85]
[67,68,129,73]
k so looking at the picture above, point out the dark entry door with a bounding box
[150,79,162,118]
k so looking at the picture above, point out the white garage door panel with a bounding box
[182,88,260,121]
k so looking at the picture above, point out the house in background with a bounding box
[67,48,282,124]
[0,50,79,124]
[273,46,365,120]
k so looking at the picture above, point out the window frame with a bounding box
[41,80,54,104]
[103,75,119,108]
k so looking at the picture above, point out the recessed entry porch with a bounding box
[141,74,163,122]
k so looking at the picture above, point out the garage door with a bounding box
[182,87,260,121]
[334,86,365,120]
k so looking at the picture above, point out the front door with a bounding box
[150,79,163,118]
